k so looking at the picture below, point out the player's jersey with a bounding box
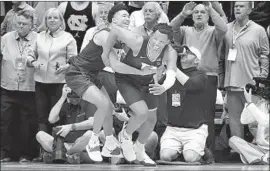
[69,28,110,72]
[115,37,167,86]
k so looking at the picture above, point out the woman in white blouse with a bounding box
[27,8,77,134]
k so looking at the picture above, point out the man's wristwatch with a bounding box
[71,124,76,131]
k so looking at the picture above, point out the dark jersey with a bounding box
[63,2,95,52]
[115,37,167,86]
[70,28,110,72]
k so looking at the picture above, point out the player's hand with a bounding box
[149,83,166,95]
[55,64,69,75]
[140,66,157,76]
[155,65,166,83]
[56,124,72,138]
[96,20,108,30]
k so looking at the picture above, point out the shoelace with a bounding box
[88,141,100,150]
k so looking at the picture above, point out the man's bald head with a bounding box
[192,4,209,26]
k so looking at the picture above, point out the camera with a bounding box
[245,77,270,100]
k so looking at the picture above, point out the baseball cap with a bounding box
[182,45,202,60]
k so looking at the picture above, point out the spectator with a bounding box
[170,2,228,155]
[81,2,113,52]
[167,2,192,24]
[58,1,95,53]
[0,10,37,163]
[36,84,95,164]
[26,8,77,138]
[249,1,270,30]
[128,1,145,14]
[267,25,270,37]
[158,46,210,163]
[34,2,60,31]
[220,1,269,139]
[229,81,269,165]
[92,2,115,21]
[1,1,37,35]
[167,2,228,26]
[0,1,5,23]
[129,2,169,30]
[159,1,169,15]
[267,25,270,80]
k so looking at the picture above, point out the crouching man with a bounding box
[150,46,211,163]
[36,84,95,164]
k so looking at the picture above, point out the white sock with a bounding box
[106,134,115,142]
[105,135,117,149]
[123,129,132,139]
[135,141,145,150]
[105,135,116,146]
[90,132,99,142]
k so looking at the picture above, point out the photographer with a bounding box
[35,84,95,164]
[229,80,269,164]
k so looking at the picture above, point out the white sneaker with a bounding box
[118,130,136,162]
[101,137,123,158]
[134,144,156,166]
[85,139,103,163]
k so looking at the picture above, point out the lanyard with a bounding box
[17,38,27,57]
[232,20,250,48]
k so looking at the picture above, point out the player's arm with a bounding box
[162,46,178,90]
[97,30,152,75]
[102,25,144,60]
[149,46,177,95]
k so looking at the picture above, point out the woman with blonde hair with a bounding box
[27,8,77,136]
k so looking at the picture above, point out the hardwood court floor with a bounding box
[1,162,269,171]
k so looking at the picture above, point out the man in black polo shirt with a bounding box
[154,46,209,163]
[35,84,95,164]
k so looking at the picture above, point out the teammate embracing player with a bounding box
[65,4,155,163]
